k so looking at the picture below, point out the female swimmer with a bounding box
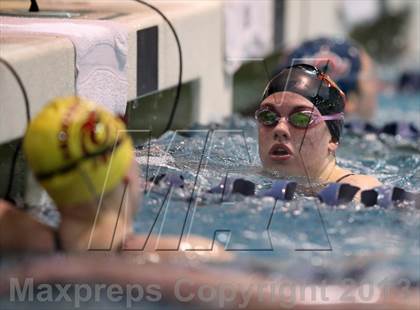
[256,64,381,191]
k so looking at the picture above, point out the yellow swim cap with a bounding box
[23,96,134,206]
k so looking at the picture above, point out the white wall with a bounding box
[284,0,345,49]
[387,0,420,70]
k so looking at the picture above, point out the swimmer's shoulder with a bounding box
[0,199,55,252]
[338,173,382,192]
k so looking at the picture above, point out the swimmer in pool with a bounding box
[275,37,377,120]
[256,64,381,191]
[1,96,229,260]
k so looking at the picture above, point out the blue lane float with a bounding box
[362,186,419,208]
[259,180,297,201]
[208,177,255,197]
[344,120,378,135]
[151,173,418,208]
[151,173,185,188]
[231,179,255,196]
[345,121,419,140]
[317,183,360,206]
[381,122,419,140]
[361,187,394,208]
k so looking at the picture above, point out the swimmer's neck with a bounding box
[316,159,349,184]
[58,204,133,252]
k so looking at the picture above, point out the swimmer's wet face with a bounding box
[255,106,343,129]
[258,92,338,177]
[257,64,346,179]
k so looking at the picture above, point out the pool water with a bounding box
[134,93,419,288]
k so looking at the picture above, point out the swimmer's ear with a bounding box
[328,140,339,156]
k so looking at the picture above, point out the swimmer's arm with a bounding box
[122,234,233,262]
[346,175,382,192]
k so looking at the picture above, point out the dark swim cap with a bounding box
[276,37,362,95]
[261,64,346,142]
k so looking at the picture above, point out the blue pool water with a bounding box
[134,93,419,287]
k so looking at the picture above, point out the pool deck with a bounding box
[0,0,232,143]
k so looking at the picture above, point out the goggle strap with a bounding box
[321,112,344,121]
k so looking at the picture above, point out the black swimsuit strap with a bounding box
[335,173,355,183]
[53,231,63,252]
